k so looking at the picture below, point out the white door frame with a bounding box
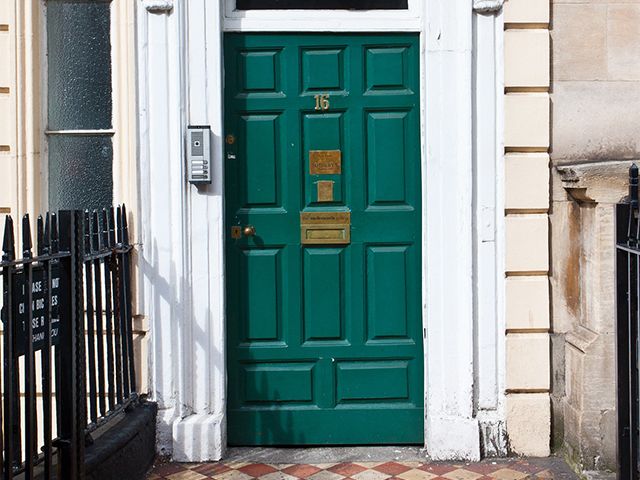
[136,0,505,462]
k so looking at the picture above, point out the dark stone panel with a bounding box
[84,401,158,480]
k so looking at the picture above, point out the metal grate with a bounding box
[0,206,137,480]
[617,164,640,480]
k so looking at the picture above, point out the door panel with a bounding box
[241,249,281,342]
[366,245,410,340]
[303,248,344,342]
[225,33,423,445]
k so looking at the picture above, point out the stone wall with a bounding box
[503,0,552,457]
[550,0,640,472]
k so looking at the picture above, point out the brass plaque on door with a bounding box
[317,180,334,202]
[300,211,350,245]
[309,150,341,175]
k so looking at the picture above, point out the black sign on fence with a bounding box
[12,265,61,355]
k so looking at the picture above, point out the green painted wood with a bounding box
[336,361,409,401]
[367,246,409,340]
[304,248,344,341]
[225,33,423,445]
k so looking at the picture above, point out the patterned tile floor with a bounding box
[147,458,579,480]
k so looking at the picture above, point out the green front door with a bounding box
[224,33,423,445]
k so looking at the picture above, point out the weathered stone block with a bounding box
[506,393,551,457]
[506,333,550,390]
[0,31,11,88]
[607,4,640,81]
[552,4,607,82]
[505,30,550,88]
[551,81,640,164]
[505,93,550,149]
[505,153,550,210]
[505,214,549,273]
[0,94,13,149]
[506,276,550,330]
[504,0,549,24]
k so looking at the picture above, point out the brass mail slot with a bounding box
[300,212,350,245]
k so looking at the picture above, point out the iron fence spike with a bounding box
[630,163,638,207]
[22,214,32,258]
[84,211,91,252]
[44,212,51,253]
[2,215,15,261]
[51,213,59,254]
[92,210,100,251]
[122,205,129,244]
[116,207,123,244]
[108,206,116,246]
[101,209,109,248]
[37,215,44,256]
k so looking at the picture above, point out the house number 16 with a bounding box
[314,94,330,111]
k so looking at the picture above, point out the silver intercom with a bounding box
[187,125,212,184]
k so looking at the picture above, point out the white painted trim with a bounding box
[423,0,480,461]
[136,0,191,456]
[172,0,227,461]
[39,0,49,215]
[138,0,506,462]
[473,0,504,13]
[44,130,115,135]
[473,10,507,457]
[144,0,174,12]
[223,0,422,31]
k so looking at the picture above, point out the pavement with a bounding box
[146,448,581,480]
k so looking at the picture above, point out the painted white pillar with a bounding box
[137,0,226,461]
[170,0,227,462]
[137,0,189,457]
[473,10,507,457]
[423,0,479,461]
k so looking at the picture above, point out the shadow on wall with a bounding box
[139,239,224,459]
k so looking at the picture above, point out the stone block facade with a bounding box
[0,0,17,220]
[503,0,552,457]
[550,0,640,472]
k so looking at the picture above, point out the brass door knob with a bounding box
[243,225,256,237]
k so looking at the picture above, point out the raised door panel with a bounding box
[303,113,345,206]
[366,111,409,206]
[303,248,344,342]
[241,249,282,343]
[301,48,345,93]
[239,49,282,94]
[240,114,282,207]
[366,245,409,341]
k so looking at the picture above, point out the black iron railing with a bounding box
[0,206,137,480]
[617,165,640,480]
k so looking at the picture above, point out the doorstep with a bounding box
[146,449,579,480]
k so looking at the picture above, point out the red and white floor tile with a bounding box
[147,459,579,480]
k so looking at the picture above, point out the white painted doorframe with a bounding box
[136,0,505,462]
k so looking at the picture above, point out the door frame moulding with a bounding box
[136,0,505,462]
[222,0,423,32]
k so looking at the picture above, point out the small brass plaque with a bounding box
[317,181,334,202]
[309,150,341,175]
[300,212,350,225]
[300,211,350,245]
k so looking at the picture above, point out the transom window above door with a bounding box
[236,0,408,9]
[224,0,421,32]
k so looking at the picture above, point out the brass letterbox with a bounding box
[300,212,350,245]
